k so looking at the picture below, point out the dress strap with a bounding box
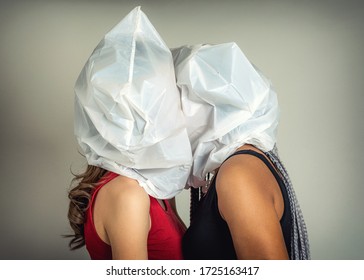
[224,150,283,183]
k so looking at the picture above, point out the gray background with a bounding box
[0,0,363,260]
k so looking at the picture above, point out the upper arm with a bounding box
[216,158,289,260]
[101,178,150,260]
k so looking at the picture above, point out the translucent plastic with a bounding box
[74,6,280,196]
[74,7,192,199]
[172,43,280,187]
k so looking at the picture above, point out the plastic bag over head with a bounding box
[172,43,280,187]
[74,6,192,199]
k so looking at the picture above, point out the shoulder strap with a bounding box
[224,150,283,183]
[90,172,119,204]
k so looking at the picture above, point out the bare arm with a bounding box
[96,176,150,259]
[216,155,289,260]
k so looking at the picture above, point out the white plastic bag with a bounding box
[172,43,280,187]
[74,7,192,199]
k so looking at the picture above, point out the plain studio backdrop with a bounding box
[0,0,363,260]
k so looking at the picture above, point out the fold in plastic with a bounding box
[172,43,280,187]
[74,7,192,199]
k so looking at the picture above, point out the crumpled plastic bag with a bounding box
[74,6,192,199]
[172,43,280,187]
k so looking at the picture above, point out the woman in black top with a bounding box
[173,43,310,260]
[183,146,292,259]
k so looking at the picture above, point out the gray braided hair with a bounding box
[266,146,311,260]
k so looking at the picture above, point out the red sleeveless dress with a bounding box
[84,172,185,259]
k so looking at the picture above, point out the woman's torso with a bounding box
[84,172,185,260]
[182,149,292,259]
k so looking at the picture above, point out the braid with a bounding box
[266,146,311,259]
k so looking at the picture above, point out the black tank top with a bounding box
[182,150,292,259]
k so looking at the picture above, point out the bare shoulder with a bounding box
[94,175,150,236]
[97,175,150,207]
[216,148,284,221]
[94,175,150,259]
[215,149,288,259]
[216,151,272,194]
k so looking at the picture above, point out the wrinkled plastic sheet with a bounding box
[74,6,279,197]
[172,43,279,187]
[74,6,192,199]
